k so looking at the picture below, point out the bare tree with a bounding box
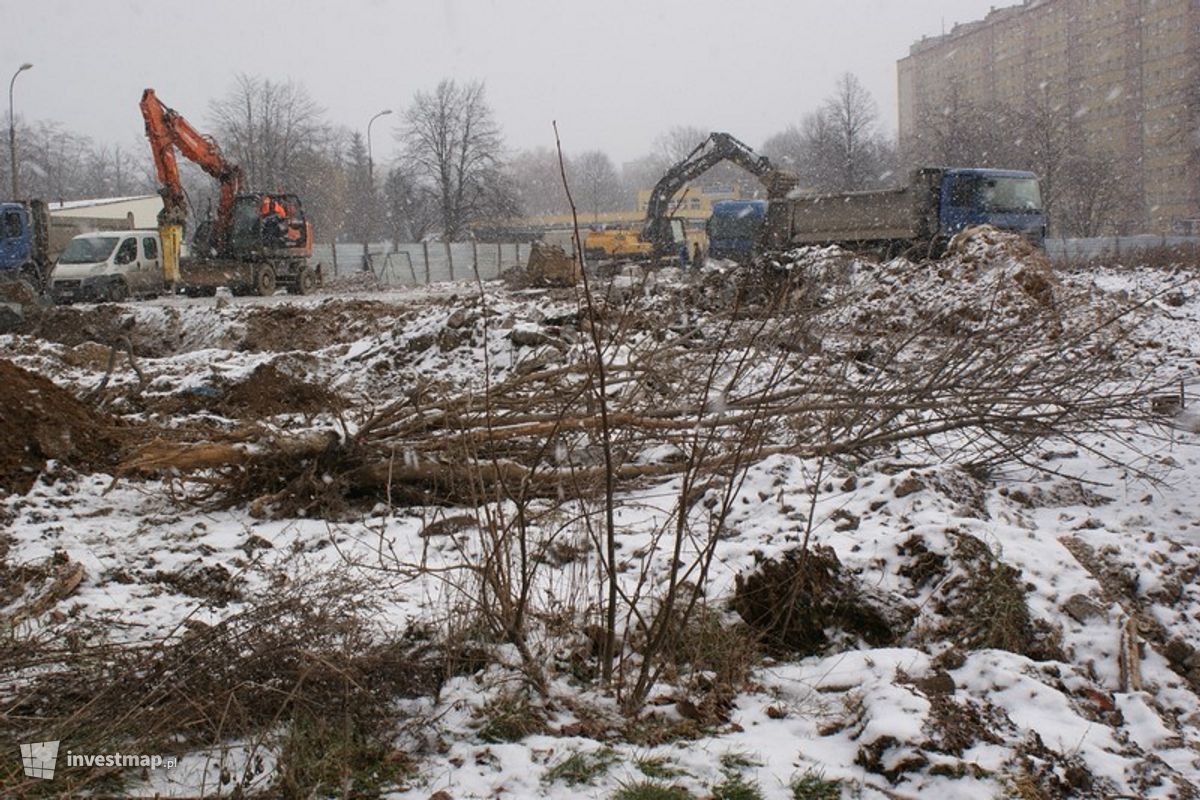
[764,112,840,191]
[208,74,325,192]
[383,163,436,244]
[823,72,880,191]
[764,75,892,193]
[508,147,572,217]
[1056,151,1132,237]
[400,79,515,240]
[905,79,1015,170]
[654,125,709,164]
[573,150,624,222]
[290,125,353,244]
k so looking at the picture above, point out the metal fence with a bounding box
[310,241,529,286]
[1045,235,1200,263]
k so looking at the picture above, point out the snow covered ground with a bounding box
[2,248,1199,798]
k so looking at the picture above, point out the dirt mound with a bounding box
[0,359,123,494]
[239,301,397,352]
[733,546,917,655]
[13,304,136,349]
[220,363,346,417]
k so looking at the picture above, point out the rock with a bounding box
[914,670,956,696]
[894,475,925,498]
[832,509,860,531]
[510,324,554,348]
[1163,636,1196,667]
[445,308,475,329]
[406,333,436,352]
[0,302,24,331]
[438,328,469,351]
[1061,593,1106,624]
[524,241,580,287]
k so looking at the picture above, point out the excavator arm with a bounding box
[140,88,243,256]
[640,132,797,256]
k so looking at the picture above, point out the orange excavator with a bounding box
[140,88,317,295]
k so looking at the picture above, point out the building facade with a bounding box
[898,0,1200,234]
[49,195,164,229]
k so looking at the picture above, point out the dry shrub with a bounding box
[732,546,916,656]
[626,605,760,730]
[0,570,442,797]
[475,689,547,743]
[930,533,1064,661]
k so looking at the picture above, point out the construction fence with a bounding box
[311,242,531,286]
[1046,234,1200,263]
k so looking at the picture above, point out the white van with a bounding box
[51,230,164,304]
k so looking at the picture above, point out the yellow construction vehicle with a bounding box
[583,226,655,262]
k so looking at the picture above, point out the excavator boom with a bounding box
[140,88,243,253]
[640,132,797,256]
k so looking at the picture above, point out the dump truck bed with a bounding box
[786,186,921,245]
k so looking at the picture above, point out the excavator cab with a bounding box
[226,193,311,259]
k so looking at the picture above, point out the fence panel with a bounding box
[309,241,529,286]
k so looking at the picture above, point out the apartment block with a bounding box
[898,0,1200,233]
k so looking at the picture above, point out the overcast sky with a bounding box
[5,0,1001,166]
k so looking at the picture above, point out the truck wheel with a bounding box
[254,265,277,297]
[290,267,315,295]
[108,279,128,303]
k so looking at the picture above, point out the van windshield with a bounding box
[59,236,120,264]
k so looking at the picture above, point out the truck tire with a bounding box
[290,267,315,295]
[254,265,277,297]
[108,279,128,303]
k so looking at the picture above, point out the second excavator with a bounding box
[140,88,317,296]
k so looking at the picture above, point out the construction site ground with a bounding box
[2,239,1200,799]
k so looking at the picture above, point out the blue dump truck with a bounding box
[762,167,1046,257]
[706,199,767,262]
[0,200,53,290]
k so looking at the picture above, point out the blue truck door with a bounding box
[0,206,29,273]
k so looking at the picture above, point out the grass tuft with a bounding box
[790,768,842,800]
[634,753,688,779]
[711,772,766,800]
[611,780,695,800]
[544,748,619,786]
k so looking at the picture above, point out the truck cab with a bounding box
[51,230,164,304]
[935,168,1046,246]
[706,200,767,262]
[0,201,47,288]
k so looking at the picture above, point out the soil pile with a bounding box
[220,363,346,417]
[0,359,122,494]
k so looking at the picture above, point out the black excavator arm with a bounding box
[640,132,798,256]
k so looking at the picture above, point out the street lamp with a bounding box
[366,108,392,184]
[9,62,32,199]
[362,108,393,270]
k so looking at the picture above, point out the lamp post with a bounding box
[362,108,393,270]
[367,108,392,184]
[9,62,32,199]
